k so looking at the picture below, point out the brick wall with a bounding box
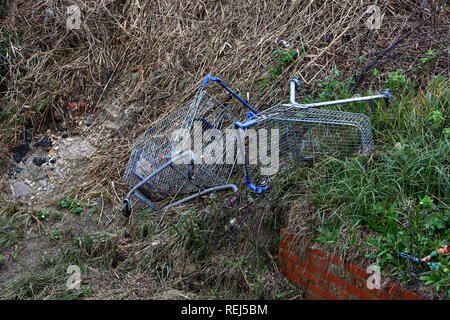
[278,228,424,300]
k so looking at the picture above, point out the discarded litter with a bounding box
[33,157,48,167]
[422,245,449,262]
[400,252,440,271]
[122,75,391,216]
[34,137,52,148]
[122,76,246,216]
[13,142,30,163]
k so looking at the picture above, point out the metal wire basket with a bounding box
[122,75,391,215]
[122,76,256,216]
[232,77,391,193]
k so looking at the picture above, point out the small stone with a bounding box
[16,168,23,173]
[33,157,47,166]
[10,181,33,198]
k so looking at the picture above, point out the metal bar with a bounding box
[201,75,259,114]
[287,76,390,109]
[124,151,195,202]
[283,93,388,109]
[161,184,238,210]
[134,191,160,211]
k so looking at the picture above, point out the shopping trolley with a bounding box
[232,76,391,194]
[122,76,258,217]
[122,75,391,216]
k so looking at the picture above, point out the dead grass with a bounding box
[0,0,449,300]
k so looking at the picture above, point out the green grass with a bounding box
[276,73,449,297]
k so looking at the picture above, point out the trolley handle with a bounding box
[201,75,258,114]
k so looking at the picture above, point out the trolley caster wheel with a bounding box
[122,199,131,217]
[187,163,195,180]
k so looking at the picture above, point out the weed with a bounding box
[276,76,449,295]
[267,47,306,80]
[38,210,50,221]
[385,69,407,92]
[50,229,62,241]
[429,110,444,128]
[57,199,84,215]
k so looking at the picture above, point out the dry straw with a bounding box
[1,0,448,204]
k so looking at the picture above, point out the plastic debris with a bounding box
[34,137,52,148]
[13,142,30,163]
[226,193,240,207]
[400,252,440,270]
[33,157,48,167]
[278,40,290,47]
[422,245,449,263]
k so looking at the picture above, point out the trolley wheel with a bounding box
[187,163,195,180]
[122,199,131,217]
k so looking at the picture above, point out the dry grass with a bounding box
[3,0,445,207]
[0,0,448,299]
[2,1,448,145]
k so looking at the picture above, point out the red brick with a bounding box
[321,288,340,300]
[306,271,318,283]
[372,288,393,300]
[310,248,325,258]
[280,249,289,260]
[318,277,329,289]
[287,261,293,272]
[288,254,298,264]
[308,283,322,295]
[401,290,413,300]
[351,274,367,288]
[322,270,346,288]
[279,240,288,250]
[305,251,315,263]
[284,270,298,283]
[315,257,329,271]
[340,289,352,300]
[327,282,341,297]
[347,283,372,300]
[306,263,315,273]
[347,263,368,278]
[284,234,294,242]
[385,282,400,297]
[411,293,423,300]
[294,265,302,275]
[278,256,287,270]
[329,254,342,266]
[305,292,322,300]
[298,268,307,279]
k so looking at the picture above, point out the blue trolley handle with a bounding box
[234,123,269,194]
[201,75,259,115]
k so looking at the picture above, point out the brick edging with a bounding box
[279,228,424,300]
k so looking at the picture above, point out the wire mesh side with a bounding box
[123,89,241,200]
[238,105,374,186]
